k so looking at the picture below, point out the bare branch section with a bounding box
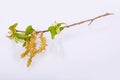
[16,13,113,33]
[64,13,113,28]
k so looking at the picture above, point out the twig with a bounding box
[16,13,113,33]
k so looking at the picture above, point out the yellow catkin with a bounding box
[21,32,47,67]
[36,32,47,54]
[21,49,29,58]
[21,40,30,58]
[26,31,37,67]
[27,56,32,67]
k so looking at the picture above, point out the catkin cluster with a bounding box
[21,32,47,67]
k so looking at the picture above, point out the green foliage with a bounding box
[14,25,35,46]
[60,27,64,31]
[48,26,57,39]
[57,22,65,27]
[8,23,35,45]
[8,23,18,42]
[9,23,18,32]
[22,42,26,47]
[25,25,35,35]
[48,22,65,39]
[15,33,30,40]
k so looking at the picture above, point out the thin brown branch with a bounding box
[16,30,25,33]
[16,13,113,33]
[64,13,113,28]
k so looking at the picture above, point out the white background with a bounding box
[0,0,120,80]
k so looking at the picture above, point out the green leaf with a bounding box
[22,42,26,47]
[25,25,35,35]
[48,26,57,39]
[8,23,18,41]
[15,33,30,40]
[60,27,64,31]
[9,23,18,32]
[56,27,64,34]
[56,27,60,34]
[48,22,65,39]
[57,22,66,27]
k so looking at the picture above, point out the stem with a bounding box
[16,13,113,33]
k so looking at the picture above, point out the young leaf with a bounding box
[60,27,64,31]
[9,23,18,32]
[8,23,18,40]
[25,25,35,35]
[56,27,60,34]
[15,33,30,40]
[48,26,57,39]
[57,22,66,27]
[48,22,65,39]
[23,42,26,47]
